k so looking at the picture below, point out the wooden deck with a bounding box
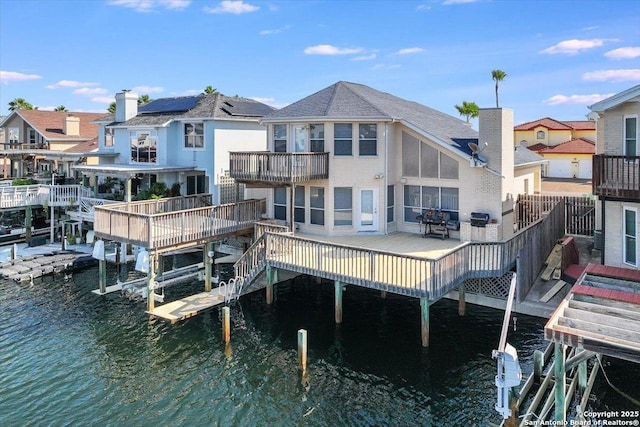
[545,264,640,363]
[148,284,230,323]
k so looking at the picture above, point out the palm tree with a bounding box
[491,69,507,108]
[138,94,151,105]
[454,101,480,124]
[8,98,34,111]
[108,102,116,113]
[202,86,218,95]
[54,105,68,112]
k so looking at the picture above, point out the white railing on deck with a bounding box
[0,185,47,208]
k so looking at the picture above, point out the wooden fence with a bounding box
[516,194,594,236]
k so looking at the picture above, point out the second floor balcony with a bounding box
[229,152,329,186]
[593,154,640,200]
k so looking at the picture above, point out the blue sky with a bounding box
[1,0,639,127]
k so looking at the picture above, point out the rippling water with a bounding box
[1,259,638,426]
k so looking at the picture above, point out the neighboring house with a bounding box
[230,81,544,242]
[75,91,274,203]
[589,84,640,270]
[514,117,595,178]
[0,110,105,180]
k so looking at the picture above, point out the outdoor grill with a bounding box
[470,212,490,227]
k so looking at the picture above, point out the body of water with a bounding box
[1,259,638,426]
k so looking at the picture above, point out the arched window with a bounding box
[536,130,545,139]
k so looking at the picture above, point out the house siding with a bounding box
[604,200,640,270]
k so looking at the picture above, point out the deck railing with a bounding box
[593,155,640,199]
[235,198,566,301]
[229,152,330,184]
[0,185,46,208]
[94,198,265,250]
[48,185,91,206]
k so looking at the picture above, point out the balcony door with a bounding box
[294,125,306,152]
[358,188,378,232]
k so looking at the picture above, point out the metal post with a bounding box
[50,173,55,243]
[334,281,343,324]
[554,343,566,422]
[420,297,430,347]
[458,284,466,316]
[222,306,231,344]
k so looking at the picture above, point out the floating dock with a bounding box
[147,284,230,323]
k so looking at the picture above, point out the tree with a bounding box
[8,98,34,111]
[138,94,151,104]
[202,85,218,95]
[108,102,116,113]
[491,69,507,108]
[54,105,68,112]
[454,101,480,123]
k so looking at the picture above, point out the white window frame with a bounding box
[184,123,204,150]
[8,127,19,145]
[273,124,287,153]
[334,123,353,156]
[358,123,377,156]
[105,127,114,147]
[334,187,353,227]
[130,129,157,164]
[623,115,638,157]
[623,206,637,267]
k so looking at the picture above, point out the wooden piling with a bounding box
[533,349,543,384]
[554,343,566,422]
[458,284,466,316]
[298,329,307,373]
[99,258,106,294]
[222,306,230,344]
[420,297,430,347]
[266,265,274,304]
[578,359,587,392]
[380,290,387,299]
[147,253,156,312]
[25,206,32,243]
[204,242,212,292]
[334,281,343,324]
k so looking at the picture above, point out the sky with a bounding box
[1,0,639,128]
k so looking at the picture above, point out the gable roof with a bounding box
[514,145,546,167]
[536,138,595,154]
[589,84,640,112]
[262,81,479,154]
[514,117,594,131]
[102,93,276,127]
[1,110,103,141]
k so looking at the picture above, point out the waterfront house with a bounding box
[514,117,595,178]
[74,91,274,204]
[588,84,640,270]
[0,110,105,180]
[230,81,545,242]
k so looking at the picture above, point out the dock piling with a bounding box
[420,297,430,347]
[204,242,213,292]
[298,329,307,373]
[458,284,466,316]
[334,281,343,324]
[147,254,156,312]
[222,306,230,344]
[533,349,543,384]
[99,258,106,294]
[554,343,566,422]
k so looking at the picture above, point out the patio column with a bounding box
[125,177,132,203]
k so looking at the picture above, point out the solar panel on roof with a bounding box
[222,100,273,117]
[138,96,202,114]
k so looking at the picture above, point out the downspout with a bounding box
[384,122,390,235]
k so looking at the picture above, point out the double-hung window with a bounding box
[184,123,204,149]
[624,207,637,266]
[624,115,638,156]
[359,124,377,156]
[310,186,325,225]
[334,187,352,226]
[130,130,157,163]
[334,123,352,156]
[274,125,287,153]
[294,186,305,223]
[310,124,324,152]
[274,187,287,220]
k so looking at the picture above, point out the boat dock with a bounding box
[146,284,230,323]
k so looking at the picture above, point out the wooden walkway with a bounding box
[147,284,230,323]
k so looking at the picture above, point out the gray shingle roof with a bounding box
[514,145,546,166]
[263,81,479,150]
[102,93,275,127]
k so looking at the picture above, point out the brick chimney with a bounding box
[115,90,138,122]
[63,114,80,136]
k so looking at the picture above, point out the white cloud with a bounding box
[304,45,363,55]
[46,80,99,89]
[0,70,42,84]
[38,106,57,111]
[581,25,599,31]
[92,96,115,104]
[107,0,190,12]
[204,1,259,14]
[394,47,424,55]
[540,38,614,55]
[259,25,290,35]
[371,64,401,71]
[131,85,164,94]
[604,47,640,60]
[73,88,109,96]
[583,69,640,82]
[352,54,377,61]
[543,93,615,106]
[443,0,479,4]
[416,4,431,11]
[249,97,286,108]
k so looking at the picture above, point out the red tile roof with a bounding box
[536,138,595,154]
[15,110,103,141]
[527,143,548,152]
[514,117,595,131]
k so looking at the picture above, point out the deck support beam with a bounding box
[458,284,466,316]
[334,281,343,324]
[554,343,566,422]
[147,253,157,312]
[204,242,213,292]
[420,297,430,347]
